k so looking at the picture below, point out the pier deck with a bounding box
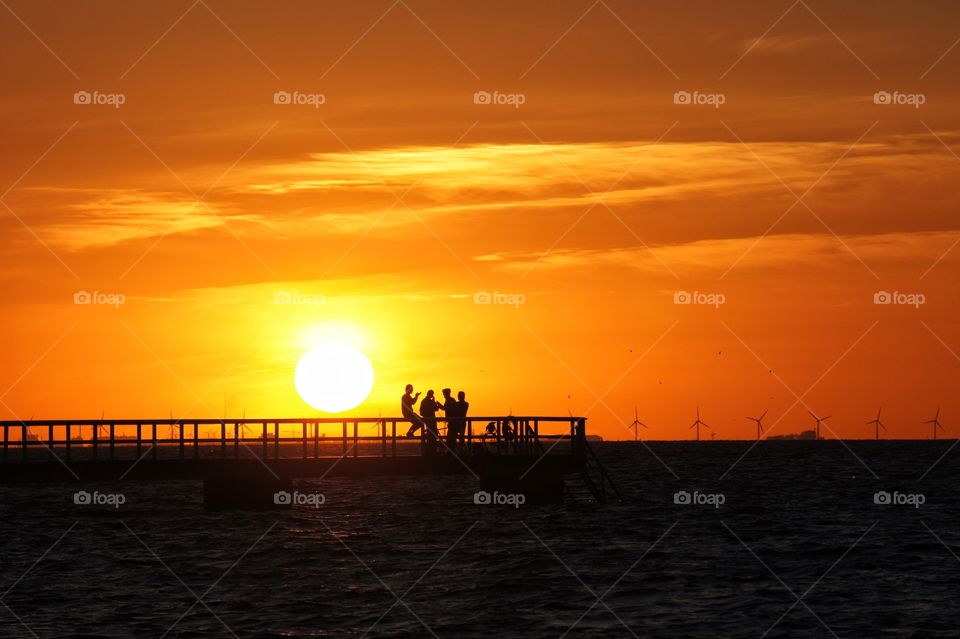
[0,417,603,494]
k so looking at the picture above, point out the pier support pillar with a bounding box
[203,475,292,511]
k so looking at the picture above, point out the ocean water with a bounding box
[2,441,959,638]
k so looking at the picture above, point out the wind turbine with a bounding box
[237,408,251,440]
[808,410,831,440]
[689,406,710,442]
[97,410,108,440]
[167,409,178,440]
[628,407,647,441]
[923,407,945,440]
[866,407,886,441]
[746,409,768,441]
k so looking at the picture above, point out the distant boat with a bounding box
[766,429,817,441]
[585,435,604,442]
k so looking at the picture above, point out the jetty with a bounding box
[0,416,619,508]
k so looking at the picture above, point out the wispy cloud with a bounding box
[476,232,960,276]
[741,33,836,55]
[216,135,959,238]
[14,133,960,249]
[23,189,250,249]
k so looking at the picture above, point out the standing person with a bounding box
[440,388,454,444]
[445,390,469,450]
[419,390,441,452]
[456,391,469,447]
[402,384,424,437]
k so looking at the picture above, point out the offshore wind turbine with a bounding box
[689,406,710,442]
[97,410,107,440]
[167,408,178,440]
[866,407,886,440]
[746,409,768,441]
[923,407,945,440]
[808,410,831,440]
[628,407,647,441]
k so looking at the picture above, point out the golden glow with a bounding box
[3,4,960,439]
[298,322,371,352]
[294,343,374,413]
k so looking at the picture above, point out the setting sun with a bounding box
[294,343,374,413]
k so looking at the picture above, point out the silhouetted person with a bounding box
[504,418,517,451]
[419,389,441,453]
[446,391,469,449]
[440,388,453,444]
[458,391,469,437]
[484,421,501,454]
[402,384,425,437]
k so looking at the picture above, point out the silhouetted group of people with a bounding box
[401,384,469,452]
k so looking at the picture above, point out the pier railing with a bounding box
[0,416,587,464]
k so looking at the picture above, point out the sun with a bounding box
[294,343,374,413]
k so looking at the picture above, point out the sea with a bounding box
[1,441,959,638]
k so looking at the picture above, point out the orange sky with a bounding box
[2,0,959,440]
